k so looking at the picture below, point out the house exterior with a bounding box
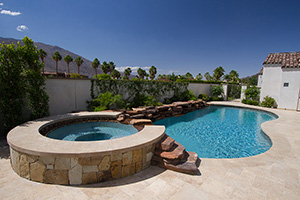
[259,52,300,110]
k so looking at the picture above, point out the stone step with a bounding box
[156,136,175,151]
[154,142,186,160]
[157,151,200,175]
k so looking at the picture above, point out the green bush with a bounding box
[88,92,124,111]
[261,96,276,108]
[70,73,82,79]
[211,96,224,101]
[168,90,197,102]
[242,99,259,106]
[244,86,260,101]
[127,94,162,108]
[94,74,111,80]
[198,93,210,101]
[211,85,224,98]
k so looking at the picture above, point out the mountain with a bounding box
[0,37,100,77]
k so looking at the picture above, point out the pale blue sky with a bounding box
[1,0,300,77]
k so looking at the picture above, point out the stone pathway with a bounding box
[0,102,299,199]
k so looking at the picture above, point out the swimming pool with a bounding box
[154,106,277,158]
[47,121,138,141]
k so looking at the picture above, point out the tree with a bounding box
[185,72,194,80]
[92,58,100,77]
[111,69,121,79]
[52,51,62,74]
[108,61,115,74]
[64,55,73,74]
[123,67,132,79]
[195,73,203,80]
[213,66,225,81]
[137,68,147,79]
[101,61,110,74]
[204,72,213,81]
[75,56,84,75]
[0,36,49,134]
[228,70,239,82]
[149,66,157,80]
[38,49,47,74]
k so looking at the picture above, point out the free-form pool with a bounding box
[47,121,138,141]
[154,106,277,158]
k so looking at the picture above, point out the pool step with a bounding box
[155,135,175,151]
[152,134,200,175]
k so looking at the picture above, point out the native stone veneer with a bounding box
[7,112,165,185]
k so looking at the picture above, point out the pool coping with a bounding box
[6,111,166,157]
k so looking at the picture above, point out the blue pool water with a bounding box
[154,106,277,158]
[46,122,138,141]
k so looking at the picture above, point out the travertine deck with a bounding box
[1,102,300,199]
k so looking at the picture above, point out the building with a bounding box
[259,52,300,110]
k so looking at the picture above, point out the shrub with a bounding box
[126,94,162,108]
[211,96,224,101]
[244,86,260,101]
[169,90,197,102]
[261,96,276,108]
[70,73,82,79]
[88,92,124,111]
[94,74,111,80]
[211,85,224,98]
[198,93,210,101]
[242,99,259,106]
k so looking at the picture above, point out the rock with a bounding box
[126,110,139,115]
[30,161,46,182]
[155,142,186,160]
[130,114,145,119]
[44,169,69,184]
[159,160,199,175]
[146,109,158,114]
[132,107,146,113]
[117,115,125,122]
[129,119,152,125]
[156,136,175,151]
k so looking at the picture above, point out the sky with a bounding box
[1,0,300,78]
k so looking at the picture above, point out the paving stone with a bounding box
[133,148,143,163]
[130,119,152,125]
[111,151,122,162]
[83,165,98,173]
[39,156,55,165]
[55,157,71,170]
[82,172,97,185]
[19,154,29,178]
[122,151,133,166]
[69,164,82,185]
[30,161,46,182]
[99,155,111,171]
[111,160,122,179]
[44,169,69,185]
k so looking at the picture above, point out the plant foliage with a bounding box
[261,96,276,108]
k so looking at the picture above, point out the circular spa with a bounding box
[6,112,165,185]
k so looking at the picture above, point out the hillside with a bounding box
[0,37,100,77]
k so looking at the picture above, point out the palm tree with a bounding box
[213,66,225,81]
[111,69,120,79]
[195,73,203,80]
[92,58,100,78]
[75,56,84,75]
[149,66,157,80]
[123,67,132,79]
[108,61,115,74]
[228,70,239,82]
[38,49,47,74]
[101,61,110,74]
[64,55,73,74]
[204,72,212,81]
[52,51,62,74]
[137,68,147,79]
[185,72,194,80]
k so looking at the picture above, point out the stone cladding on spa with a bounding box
[9,143,155,185]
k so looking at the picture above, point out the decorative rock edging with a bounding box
[117,99,208,123]
[7,112,165,185]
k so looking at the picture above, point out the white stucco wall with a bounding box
[278,68,300,110]
[187,83,218,97]
[257,74,263,88]
[45,78,92,116]
[259,64,282,104]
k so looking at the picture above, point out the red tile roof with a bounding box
[263,52,300,68]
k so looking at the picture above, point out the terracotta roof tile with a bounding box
[263,52,300,68]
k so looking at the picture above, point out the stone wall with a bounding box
[10,144,155,185]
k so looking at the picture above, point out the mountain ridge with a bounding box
[0,37,100,77]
